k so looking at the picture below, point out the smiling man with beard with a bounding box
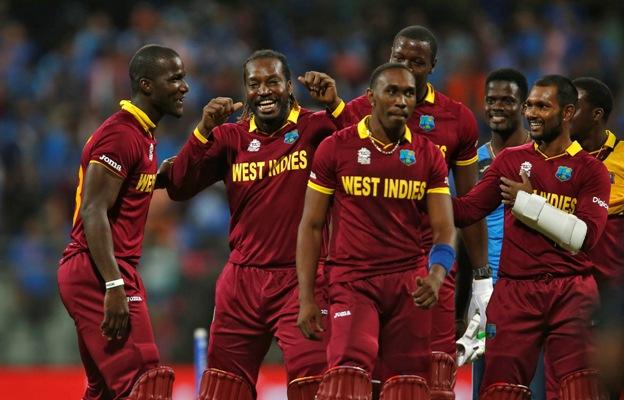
[453,75,610,400]
[158,49,337,400]
[463,68,547,400]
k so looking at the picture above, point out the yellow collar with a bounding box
[604,130,617,149]
[423,83,435,104]
[119,100,156,137]
[357,116,412,143]
[249,105,301,133]
[533,140,583,159]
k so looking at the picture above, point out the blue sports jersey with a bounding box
[477,143,503,282]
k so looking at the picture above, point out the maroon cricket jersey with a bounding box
[308,117,450,284]
[453,141,610,278]
[333,83,478,248]
[167,106,335,266]
[585,130,624,283]
[63,101,158,263]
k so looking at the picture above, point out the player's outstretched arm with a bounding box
[296,187,331,341]
[453,161,490,326]
[297,71,343,111]
[81,163,128,341]
[413,193,456,309]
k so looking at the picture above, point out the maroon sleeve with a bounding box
[166,127,229,201]
[306,110,339,144]
[308,136,338,192]
[89,127,139,178]
[331,95,370,130]
[452,155,504,227]
[454,104,479,165]
[577,160,611,250]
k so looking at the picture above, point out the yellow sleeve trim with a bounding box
[88,160,124,178]
[427,187,451,195]
[454,155,478,166]
[308,180,335,195]
[193,127,209,144]
[331,100,346,118]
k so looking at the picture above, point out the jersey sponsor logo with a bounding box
[284,130,299,144]
[555,165,573,182]
[247,139,261,152]
[127,296,143,302]
[99,154,122,172]
[231,150,308,182]
[148,143,154,161]
[333,310,351,319]
[520,161,532,177]
[310,171,317,179]
[136,173,157,192]
[358,147,371,165]
[419,115,435,131]
[593,196,609,210]
[341,175,427,200]
[399,149,416,166]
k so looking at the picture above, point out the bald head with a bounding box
[129,45,181,94]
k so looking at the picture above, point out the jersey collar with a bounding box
[603,130,617,149]
[248,105,301,133]
[119,100,156,137]
[357,116,412,143]
[423,83,435,104]
[533,140,583,160]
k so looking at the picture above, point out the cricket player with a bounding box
[297,62,455,400]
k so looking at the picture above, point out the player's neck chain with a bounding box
[367,129,401,155]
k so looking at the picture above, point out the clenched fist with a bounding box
[297,71,342,110]
[197,97,244,135]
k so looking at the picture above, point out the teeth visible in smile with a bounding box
[529,120,543,128]
[258,100,276,112]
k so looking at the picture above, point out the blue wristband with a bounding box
[428,244,456,273]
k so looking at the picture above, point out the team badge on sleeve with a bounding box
[148,143,154,161]
[284,130,299,144]
[419,115,435,131]
[555,165,573,182]
[357,147,371,165]
[247,139,261,152]
[399,149,416,166]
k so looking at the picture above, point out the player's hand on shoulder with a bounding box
[155,156,176,189]
[412,265,446,309]
[101,286,129,341]
[297,298,325,341]
[297,71,342,110]
[198,97,244,135]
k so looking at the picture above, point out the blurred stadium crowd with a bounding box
[0,0,622,365]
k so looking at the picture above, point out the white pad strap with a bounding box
[512,191,587,252]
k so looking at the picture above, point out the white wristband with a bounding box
[105,278,124,290]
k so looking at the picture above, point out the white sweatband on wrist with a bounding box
[512,191,587,252]
[105,278,124,290]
